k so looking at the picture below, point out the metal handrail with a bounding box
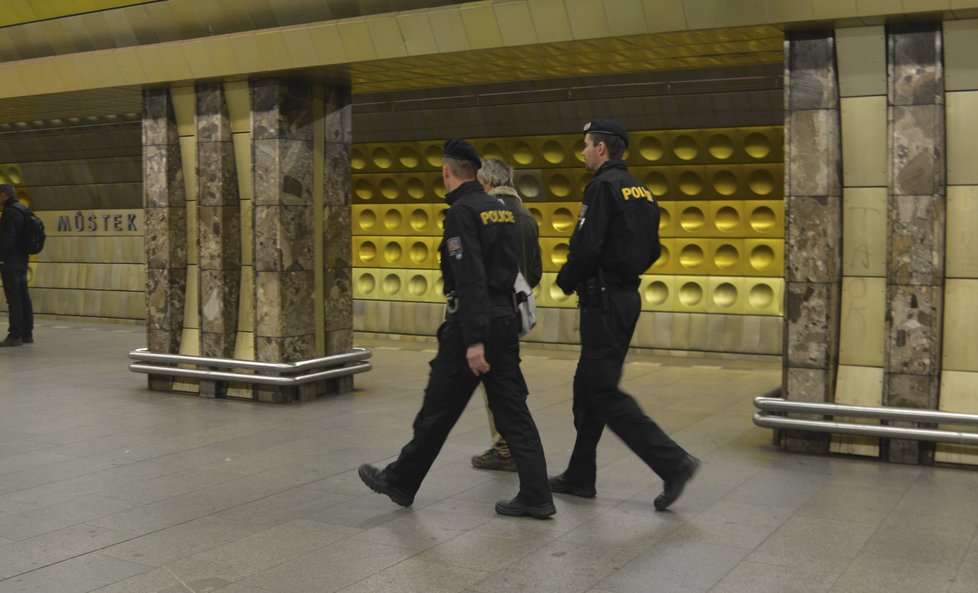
[128,347,371,373]
[128,361,372,386]
[128,347,373,386]
[753,392,978,446]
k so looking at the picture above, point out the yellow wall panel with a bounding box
[658,202,677,237]
[836,26,886,97]
[674,277,709,313]
[744,199,784,238]
[706,164,743,199]
[528,0,573,43]
[709,200,745,237]
[744,164,782,200]
[282,26,321,67]
[603,0,648,36]
[536,273,576,308]
[675,238,709,275]
[709,238,746,275]
[707,276,745,314]
[839,276,886,367]
[639,275,675,311]
[743,278,782,316]
[943,279,978,372]
[650,238,675,274]
[630,132,669,166]
[841,96,887,187]
[946,185,978,278]
[674,201,709,236]
[539,237,571,273]
[843,187,887,277]
[744,238,783,276]
[528,202,580,237]
[944,19,978,91]
[947,91,978,185]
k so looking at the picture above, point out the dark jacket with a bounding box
[0,196,29,272]
[440,179,520,346]
[488,185,542,288]
[556,159,660,294]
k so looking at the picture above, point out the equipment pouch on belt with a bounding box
[514,271,536,337]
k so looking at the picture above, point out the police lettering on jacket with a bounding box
[480,209,516,224]
[620,186,654,201]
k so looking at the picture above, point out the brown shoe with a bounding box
[471,448,517,472]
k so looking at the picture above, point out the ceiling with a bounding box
[0,23,784,129]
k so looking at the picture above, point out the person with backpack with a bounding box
[0,184,34,347]
[548,120,699,511]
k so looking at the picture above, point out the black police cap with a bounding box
[583,119,629,147]
[443,138,482,169]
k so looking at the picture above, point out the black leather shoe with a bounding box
[358,464,413,507]
[495,496,556,519]
[548,473,596,498]
[22,335,33,344]
[654,455,700,511]
[0,337,23,347]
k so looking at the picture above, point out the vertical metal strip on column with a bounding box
[142,88,188,392]
[884,25,946,464]
[782,31,843,454]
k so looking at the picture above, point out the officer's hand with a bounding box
[466,343,490,376]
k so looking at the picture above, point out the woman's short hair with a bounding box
[477,158,514,188]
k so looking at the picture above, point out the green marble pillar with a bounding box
[196,83,242,397]
[143,88,188,392]
[251,79,316,403]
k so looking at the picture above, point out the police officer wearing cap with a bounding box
[359,139,555,519]
[549,120,700,511]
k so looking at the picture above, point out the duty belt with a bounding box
[445,293,516,316]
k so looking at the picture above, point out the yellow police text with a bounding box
[480,209,516,224]
[621,186,654,201]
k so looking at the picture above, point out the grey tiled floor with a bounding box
[1,319,977,593]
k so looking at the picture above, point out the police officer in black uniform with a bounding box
[359,139,555,519]
[548,120,699,511]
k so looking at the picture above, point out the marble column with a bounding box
[196,83,242,398]
[782,32,843,454]
[884,25,946,464]
[252,79,316,403]
[322,85,354,396]
[143,88,188,392]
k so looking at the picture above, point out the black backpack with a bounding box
[17,205,45,255]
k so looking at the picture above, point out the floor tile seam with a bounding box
[0,535,158,585]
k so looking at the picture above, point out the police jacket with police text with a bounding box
[440,179,520,346]
[556,159,660,294]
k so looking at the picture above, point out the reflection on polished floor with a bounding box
[0,318,976,593]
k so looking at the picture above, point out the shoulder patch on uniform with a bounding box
[447,236,463,259]
[577,204,588,229]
